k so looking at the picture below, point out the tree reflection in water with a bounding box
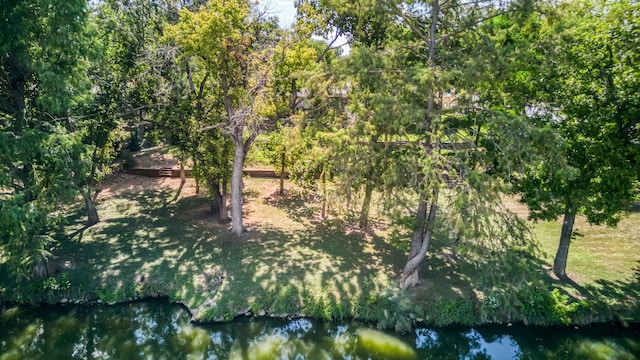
[1,300,638,359]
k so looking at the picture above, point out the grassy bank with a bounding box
[1,174,638,330]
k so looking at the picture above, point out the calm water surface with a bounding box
[1,299,639,359]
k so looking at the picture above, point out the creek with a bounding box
[1,299,639,359]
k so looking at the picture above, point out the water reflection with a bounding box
[1,300,639,360]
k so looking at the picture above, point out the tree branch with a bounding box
[316,32,342,63]
[397,9,431,45]
[243,131,259,153]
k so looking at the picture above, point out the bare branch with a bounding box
[397,8,431,45]
[316,31,341,63]
[199,123,226,132]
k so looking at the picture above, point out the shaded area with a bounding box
[11,178,408,324]
[1,175,638,328]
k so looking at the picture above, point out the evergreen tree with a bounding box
[0,0,93,277]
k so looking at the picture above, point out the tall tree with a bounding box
[0,0,93,276]
[517,0,640,279]
[165,0,284,235]
[313,0,558,288]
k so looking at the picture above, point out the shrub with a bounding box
[119,149,137,170]
[271,286,300,315]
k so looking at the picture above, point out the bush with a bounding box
[128,128,142,152]
[143,129,165,148]
[427,296,476,327]
[271,286,300,315]
[119,149,138,170]
[515,285,597,325]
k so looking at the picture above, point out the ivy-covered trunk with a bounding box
[553,207,576,279]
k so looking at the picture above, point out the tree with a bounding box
[312,0,559,288]
[516,0,640,279]
[165,0,285,235]
[164,1,313,234]
[0,0,93,276]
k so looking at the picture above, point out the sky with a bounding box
[263,0,297,28]
[262,0,351,54]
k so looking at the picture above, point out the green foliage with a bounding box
[298,291,351,321]
[119,150,138,170]
[516,287,594,326]
[245,135,272,166]
[42,274,72,293]
[96,283,136,304]
[300,291,332,320]
[515,0,640,226]
[20,273,73,305]
[367,290,415,332]
[128,129,143,152]
[271,286,301,315]
[0,0,98,278]
[0,129,89,277]
[427,297,476,327]
[264,123,307,177]
[143,130,165,148]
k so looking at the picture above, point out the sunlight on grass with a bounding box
[533,212,640,285]
[4,174,637,326]
[52,177,403,320]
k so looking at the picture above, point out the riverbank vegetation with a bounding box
[1,168,639,328]
[1,0,639,329]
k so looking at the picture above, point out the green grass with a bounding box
[531,212,640,317]
[1,176,638,327]
[10,178,404,323]
[533,213,640,284]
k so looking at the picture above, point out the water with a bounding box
[1,299,639,359]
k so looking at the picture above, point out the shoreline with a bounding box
[2,282,638,330]
[1,175,638,331]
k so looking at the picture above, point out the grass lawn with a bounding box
[531,212,640,309]
[1,165,638,327]
[41,175,405,322]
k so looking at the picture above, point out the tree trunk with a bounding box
[359,181,373,231]
[409,200,428,259]
[553,208,576,279]
[321,169,327,220]
[210,179,228,222]
[170,158,188,202]
[220,178,229,221]
[398,0,440,289]
[279,150,285,195]
[210,181,221,214]
[230,141,246,235]
[399,191,438,289]
[83,191,100,226]
[179,160,186,185]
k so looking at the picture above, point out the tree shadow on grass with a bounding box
[51,191,221,301]
[29,186,639,327]
[574,261,640,315]
[262,190,319,222]
[39,188,406,322]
